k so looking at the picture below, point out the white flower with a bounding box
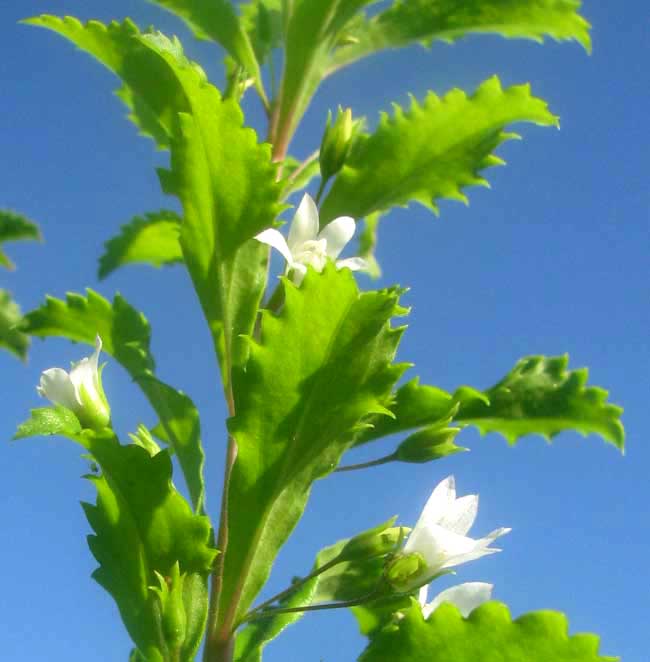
[418,582,493,619]
[37,335,111,430]
[401,476,510,587]
[254,193,367,285]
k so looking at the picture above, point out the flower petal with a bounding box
[255,228,295,266]
[437,494,478,536]
[288,194,319,253]
[336,257,368,272]
[319,215,355,259]
[406,522,479,571]
[290,263,308,286]
[37,367,81,410]
[422,582,493,619]
[409,476,457,537]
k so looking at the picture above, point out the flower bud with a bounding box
[338,517,407,562]
[150,563,187,652]
[395,426,465,463]
[385,552,428,591]
[319,107,355,182]
[37,335,111,430]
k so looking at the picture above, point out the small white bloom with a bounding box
[37,335,111,430]
[402,476,510,588]
[418,582,493,619]
[254,193,367,285]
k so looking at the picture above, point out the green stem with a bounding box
[335,452,397,472]
[314,176,329,205]
[242,592,381,623]
[243,556,343,621]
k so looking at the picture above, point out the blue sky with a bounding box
[1,2,648,660]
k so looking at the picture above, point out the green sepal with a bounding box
[359,600,617,662]
[337,517,401,563]
[0,289,30,360]
[98,211,183,280]
[455,355,625,449]
[320,77,558,223]
[0,209,40,270]
[220,265,408,627]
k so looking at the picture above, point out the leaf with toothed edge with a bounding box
[320,76,558,224]
[455,355,625,449]
[219,265,409,629]
[98,211,183,280]
[359,600,617,662]
[329,0,591,73]
[21,290,207,512]
[0,210,41,269]
[0,289,30,360]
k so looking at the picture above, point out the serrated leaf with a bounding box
[320,77,557,223]
[25,16,195,149]
[98,211,183,280]
[147,0,268,104]
[218,266,408,631]
[14,405,82,440]
[330,0,591,73]
[0,289,29,360]
[455,355,625,449]
[22,290,207,511]
[83,434,216,661]
[359,600,617,662]
[0,209,40,270]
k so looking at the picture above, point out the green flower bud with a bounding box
[395,426,465,463]
[319,107,355,182]
[338,517,407,562]
[385,552,428,591]
[150,563,187,653]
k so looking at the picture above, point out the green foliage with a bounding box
[455,355,625,449]
[321,77,558,223]
[358,212,383,279]
[98,211,183,280]
[14,405,82,439]
[147,0,268,104]
[359,600,616,662]
[0,209,40,269]
[219,266,407,628]
[0,289,29,360]
[239,0,283,66]
[280,155,321,199]
[22,290,207,511]
[13,414,216,661]
[330,0,591,72]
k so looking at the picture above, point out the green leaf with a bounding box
[25,16,195,149]
[83,434,216,661]
[330,0,591,73]
[98,211,183,280]
[359,600,617,662]
[0,289,29,360]
[455,355,625,449]
[0,209,40,270]
[22,290,207,511]
[320,77,558,223]
[14,406,82,440]
[219,266,407,629]
[239,0,283,65]
[147,0,268,104]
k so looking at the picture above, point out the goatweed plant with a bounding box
[4,2,624,662]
